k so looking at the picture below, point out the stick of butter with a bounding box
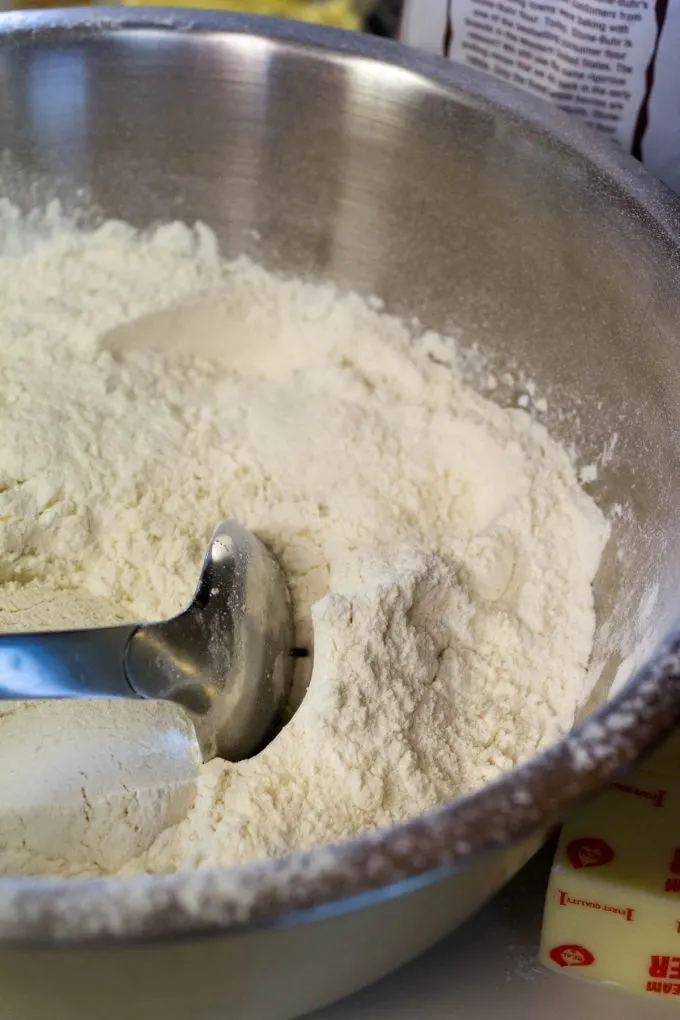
[540,733,680,1003]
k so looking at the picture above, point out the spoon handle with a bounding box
[0,625,139,700]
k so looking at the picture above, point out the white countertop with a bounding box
[309,843,669,1019]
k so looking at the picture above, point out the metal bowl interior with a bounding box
[0,5,680,959]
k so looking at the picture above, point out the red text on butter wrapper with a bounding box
[610,782,667,808]
[649,955,680,978]
[558,889,634,921]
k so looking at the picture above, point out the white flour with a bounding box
[0,201,609,876]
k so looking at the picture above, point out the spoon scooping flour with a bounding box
[0,203,609,876]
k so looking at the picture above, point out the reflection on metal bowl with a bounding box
[1,9,680,1018]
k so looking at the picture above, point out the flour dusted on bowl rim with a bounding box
[0,203,610,876]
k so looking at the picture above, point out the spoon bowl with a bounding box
[0,520,295,761]
[126,520,295,761]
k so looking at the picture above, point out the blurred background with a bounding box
[3,0,405,36]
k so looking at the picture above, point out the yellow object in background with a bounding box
[118,0,361,30]
[5,0,362,27]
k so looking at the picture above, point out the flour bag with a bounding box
[399,0,680,195]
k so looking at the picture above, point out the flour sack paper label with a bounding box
[399,0,680,195]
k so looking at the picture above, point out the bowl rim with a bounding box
[1,6,680,947]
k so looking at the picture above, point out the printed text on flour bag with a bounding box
[399,0,680,195]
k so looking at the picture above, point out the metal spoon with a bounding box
[0,520,294,762]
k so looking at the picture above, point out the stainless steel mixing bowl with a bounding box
[2,9,680,1019]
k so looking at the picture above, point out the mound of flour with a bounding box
[0,202,609,876]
